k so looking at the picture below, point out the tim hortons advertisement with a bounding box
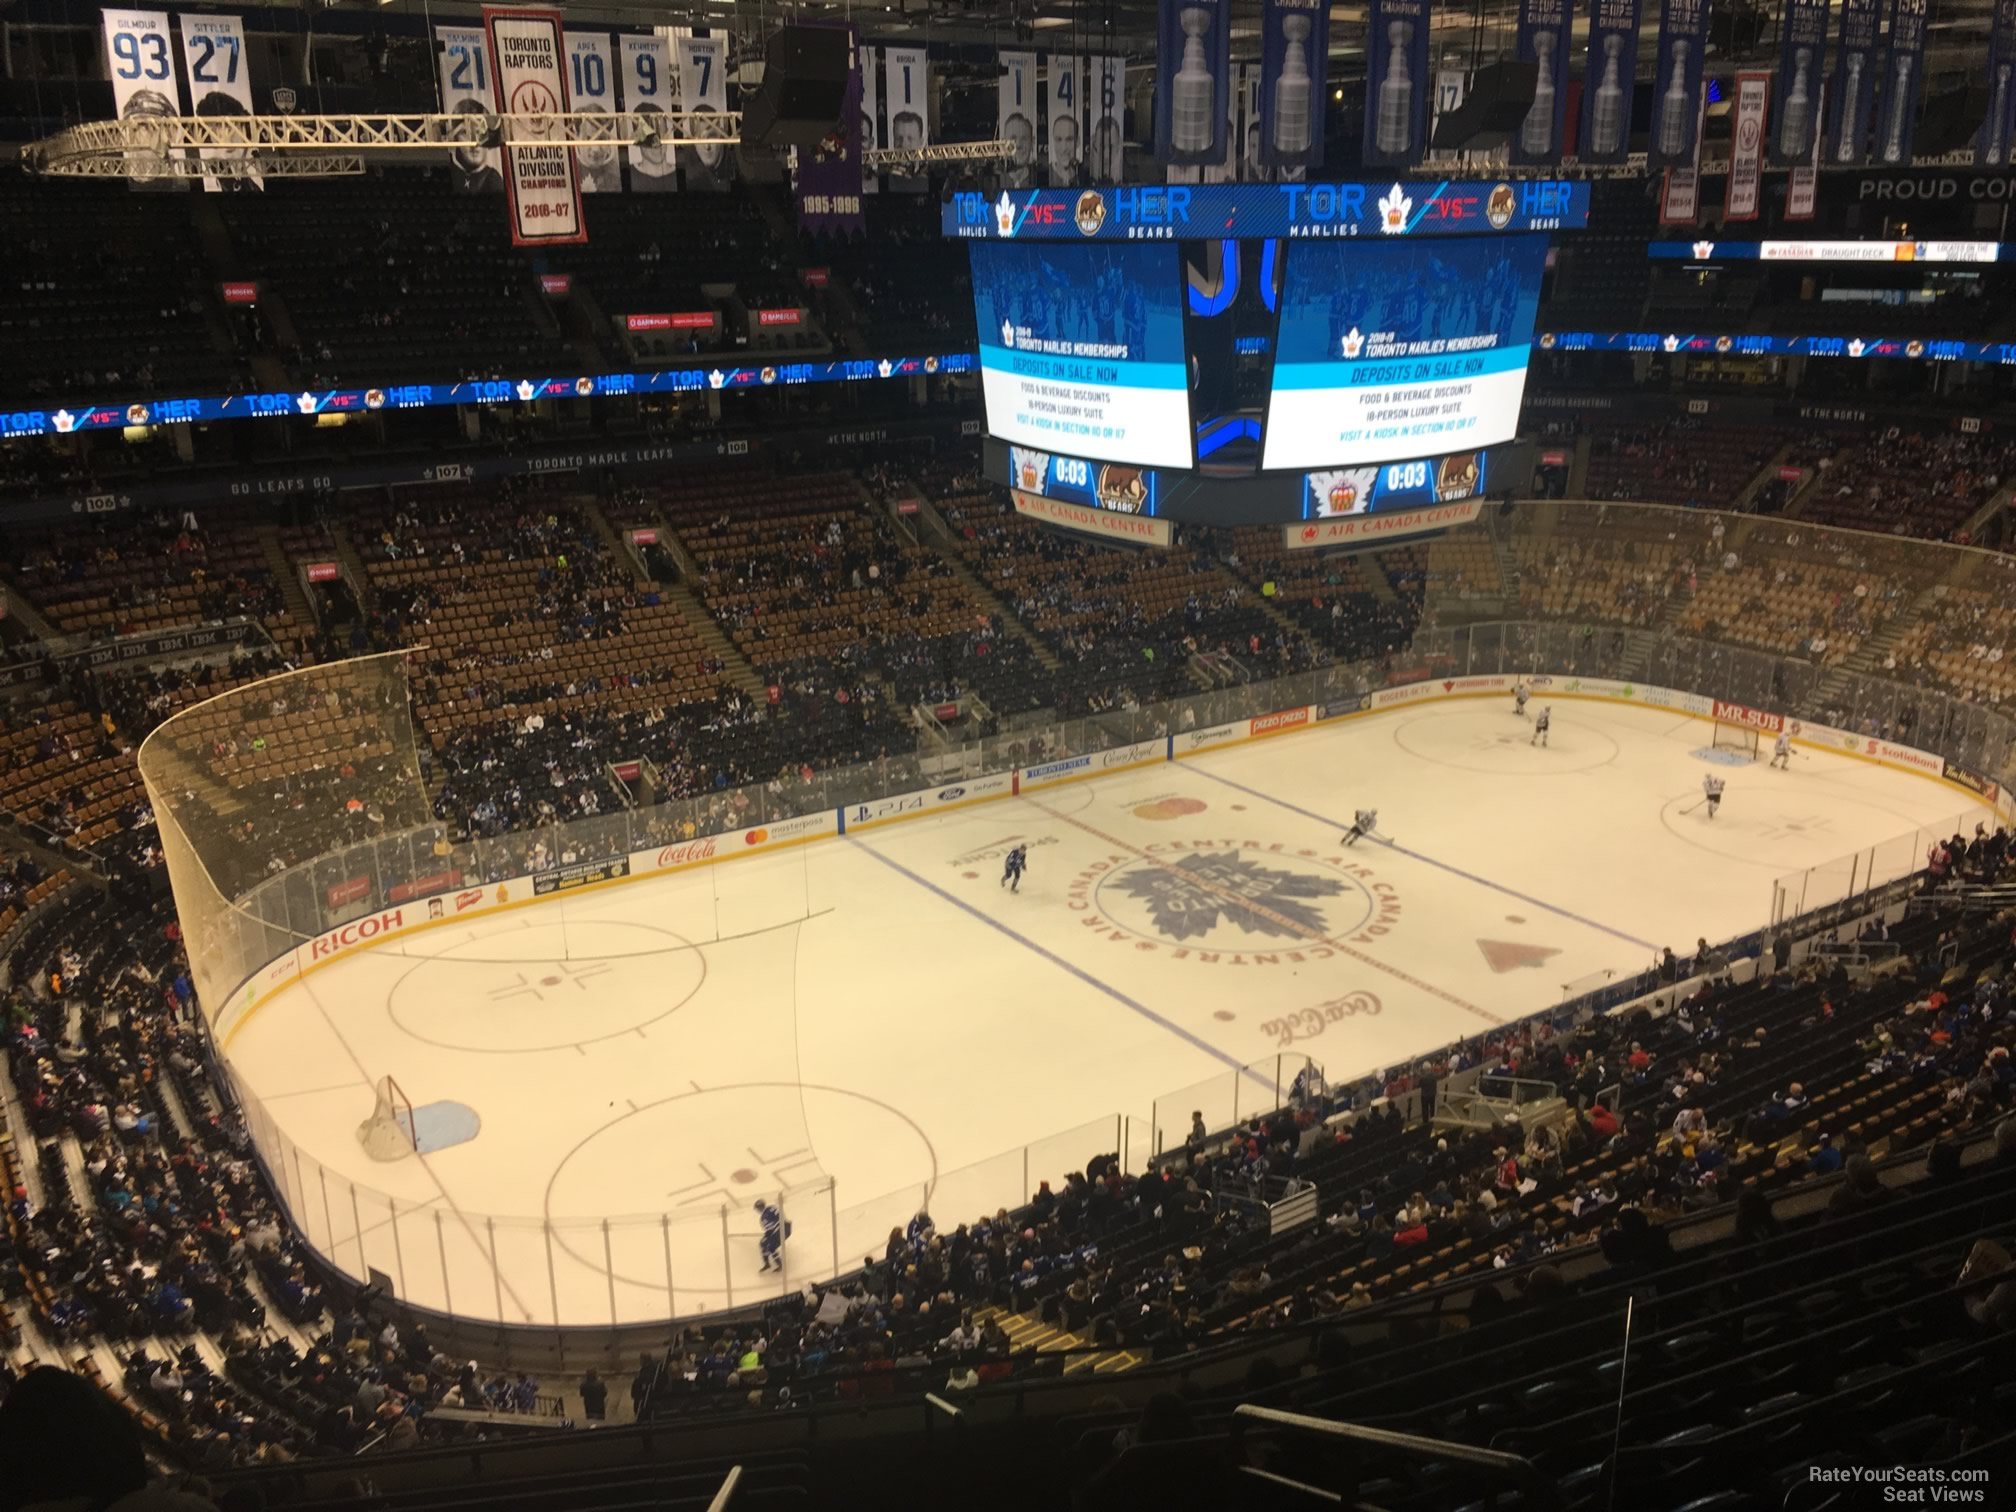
[1711,699,1783,734]
[1943,764,2001,804]
[532,855,631,896]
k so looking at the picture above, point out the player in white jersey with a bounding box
[1531,706,1551,747]
[1343,808,1378,846]
[1703,773,1726,818]
[1514,682,1529,718]
[1770,729,1792,769]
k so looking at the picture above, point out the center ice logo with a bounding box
[1111,851,1346,942]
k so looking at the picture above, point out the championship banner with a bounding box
[676,34,733,190]
[1000,50,1038,187]
[1580,0,1641,163]
[795,25,865,236]
[1154,0,1230,167]
[1362,0,1431,167]
[1979,0,2016,167]
[564,33,620,192]
[1258,0,1327,172]
[1087,55,1125,183]
[1825,0,1882,166]
[883,45,930,190]
[1046,56,1080,185]
[102,9,185,188]
[437,26,502,192]
[618,33,675,191]
[1768,0,1826,165]
[1647,0,1709,169]
[484,8,586,244]
[1725,72,1769,220]
[860,43,880,194]
[1787,84,1823,218]
[1240,64,1271,180]
[177,13,259,192]
[1510,0,1572,166]
[1659,93,1707,224]
[1877,0,1928,166]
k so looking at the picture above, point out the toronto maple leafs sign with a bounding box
[943,180,1589,240]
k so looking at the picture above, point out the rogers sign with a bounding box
[1712,699,1782,734]
[310,908,404,961]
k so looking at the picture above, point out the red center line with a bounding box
[1020,793,1507,1028]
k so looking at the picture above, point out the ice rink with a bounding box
[222,696,1989,1325]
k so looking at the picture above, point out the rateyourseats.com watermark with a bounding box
[1809,1465,1992,1504]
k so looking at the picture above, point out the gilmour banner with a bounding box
[101,10,186,188]
[484,8,587,244]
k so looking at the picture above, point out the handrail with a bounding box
[1230,1405,1560,1507]
[705,1465,741,1512]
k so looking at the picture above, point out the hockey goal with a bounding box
[1710,720,1762,760]
[356,1075,418,1161]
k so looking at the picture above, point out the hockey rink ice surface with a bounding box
[223,698,1991,1325]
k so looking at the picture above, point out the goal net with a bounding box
[1711,720,1762,760]
[357,1075,418,1161]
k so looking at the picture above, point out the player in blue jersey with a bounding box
[755,1199,790,1272]
[1001,844,1028,892]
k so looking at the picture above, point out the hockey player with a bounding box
[755,1199,791,1272]
[1531,706,1551,747]
[1000,844,1028,892]
[1343,808,1379,847]
[1514,682,1530,719]
[1702,773,1726,819]
[1770,728,1792,770]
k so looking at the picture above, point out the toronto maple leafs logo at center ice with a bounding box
[1109,852,1348,942]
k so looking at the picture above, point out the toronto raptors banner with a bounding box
[1724,71,1769,220]
[177,13,259,192]
[1154,0,1230,167]
[1046,56,1081,185]
[1580,0,1641,164]
[483,8,587,245]
[101,9,186,187]
[1509,0,1572,166]
[1825,0,1881,165]
[564,33,620,192]
[1768,0,1827,165]
[860,43,880,194]
[1258,0,1327,172]
[438,26,502,192]
[882,46,930,190]
[676,34,734,190]
[1362,0,1431,167]
[618,33,675,191]
[1876,0,1928,166]
[1000,51,1038,187]
[1648,0,1709,169]
[794,24,865,235]
[1086,55,1125,183]
[1979,0,2016,166]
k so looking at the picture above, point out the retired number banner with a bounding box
[485,8,586,244]
[178,13,260,192]
[618,33,675,191]
[438,26,502,193]
[102,9,186,188]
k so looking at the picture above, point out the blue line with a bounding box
[846,836,1273,1090]
[1185,765,1659,952]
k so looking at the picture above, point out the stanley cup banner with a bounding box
[861,44,880,194]
[177,13,260,192]
[1509,0,1573,166]
[484,7,587,245]
[1978,0,2016,166]
[437,26,502,191]
[1787,83,1824,218]
[1876,0,1928,166]
[795,24,864,235]
[676,35,733,189]
[1647,0,1709,169]
[883,45,930,190]
[564,33,620,192]
[1767,0,1827,166]
[1000,50,1038,187]
[1659,91,1706,224]
[1087,55,1125,183]
[1046,56,1080,185]
[1361,0,1431,167]
[1241,63,1273,180]
[618,34,675,191]
[1580,0,1642,164]
[1154,0,1230,167]
[1825,0,1882,166]
[1258,0,1328,172]
[102,9,187,188]
[1725,71,1769,219]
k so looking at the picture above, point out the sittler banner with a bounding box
[795,23,866,235]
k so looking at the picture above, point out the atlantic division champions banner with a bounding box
[484,8,586,244]
[618,33,675,191]
[1581,0,1642,164]
[177,12,259,192]
[1877,0,1929,166]
[1259,0,1328,172]
[1648,0,1710,169]
[1826,0,1882,165]
[1362,0,1432,167]
[1510,0,1572,166]
[1155,0,1231,167]
[1769,0,1828,165]
[102,9,186,188]
[1726,71,1769,219]
[437,26,502,192]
